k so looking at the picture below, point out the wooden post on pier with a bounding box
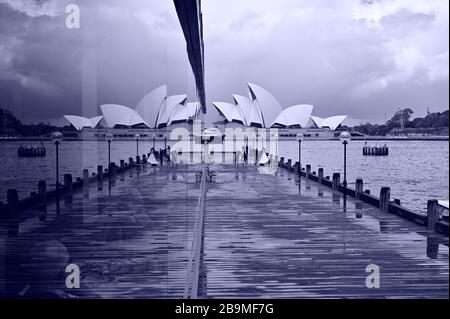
[82,169,89,198]
[332,173,340,190]
[120,160,125,171]
[83,169,89,186]
[37,180,47,220]
[7,190,18,207]
[109,162,116,175]
[6,189,19,236]
[287,159,292,171]
[64,174,73,194]
[355,179,363,200]
[136,156,141,165]
[294,162,299,175]
[318,168,324,183]
[129,157,134,166]
[306,165,311,178]
[427,200,439,232]
[379,187,390,213]
[394,199,401,205]
[38,181,47,204]
[142,155,147,164]
[97,165,103,180]
[279,157,284,167]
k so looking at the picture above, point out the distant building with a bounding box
[63,82,348,140]
[64,85,201,130]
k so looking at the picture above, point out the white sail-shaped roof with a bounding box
[89,116,104,128]
[186,102,201,120]
[156,95,187,127]
[100,104,148,128]
[311,115,347,130]
[212,102,246,124]
[135,85,167,128]
[212,102,235,122]
[232,103,247,125]
[168,102,201,125]
[232,94,262,127]
[63,115,104,131]
[271,104,314,128]
[310,116,324,128]
[247,82,283,128]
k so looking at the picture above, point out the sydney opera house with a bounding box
[64,83,348,140]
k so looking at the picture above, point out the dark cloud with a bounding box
[0,0,448,125]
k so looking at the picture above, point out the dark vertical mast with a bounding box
[173,0,206,114]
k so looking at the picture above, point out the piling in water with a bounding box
[306,165,311,178]
[355,179,363,200]
[363,145,389,156]
[64,174,73,194]
[427,200,439,232]
[318,168,324,183]
[332,173,340,190]
[379,187,390,212]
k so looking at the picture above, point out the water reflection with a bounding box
[64,193,73,210]
[342,193,347,214]
[332,193,340,204]
[379,220,392,233]
[426,234,440,259]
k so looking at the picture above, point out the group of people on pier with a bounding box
[149,146,172,165]
[237,144,267,165]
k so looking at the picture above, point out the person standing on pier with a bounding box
[167,146,171,163]
[243,145,248,165]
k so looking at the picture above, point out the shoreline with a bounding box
[1,136,448,142]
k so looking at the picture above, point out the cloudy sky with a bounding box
[0,0,448,125]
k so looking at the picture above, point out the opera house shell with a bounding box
[215,82,347,131]
[63,115,103,131]
[311,115,348,131]
[64,82,347,133]
[212,102,246,125]
[64,85,200,130]
[271,104,314,128]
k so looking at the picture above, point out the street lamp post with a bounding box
[105,133,114,168]
[201,128,212,164]
[51,131,63,213]
[273,132,278,158]
[339,131,351,193]
[296,133,304,177]
[135,133,140,157]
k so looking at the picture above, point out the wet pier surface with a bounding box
[1,163,448,298]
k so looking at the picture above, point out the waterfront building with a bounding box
[63,82,348,140]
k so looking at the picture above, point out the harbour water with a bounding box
[0,140,448,213]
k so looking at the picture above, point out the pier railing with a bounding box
[2,150,447,239]
[277,156,448,236]
[0,151,157,221]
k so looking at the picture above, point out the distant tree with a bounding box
[386,108,414,130]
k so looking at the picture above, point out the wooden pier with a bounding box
[0,153,447,298]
